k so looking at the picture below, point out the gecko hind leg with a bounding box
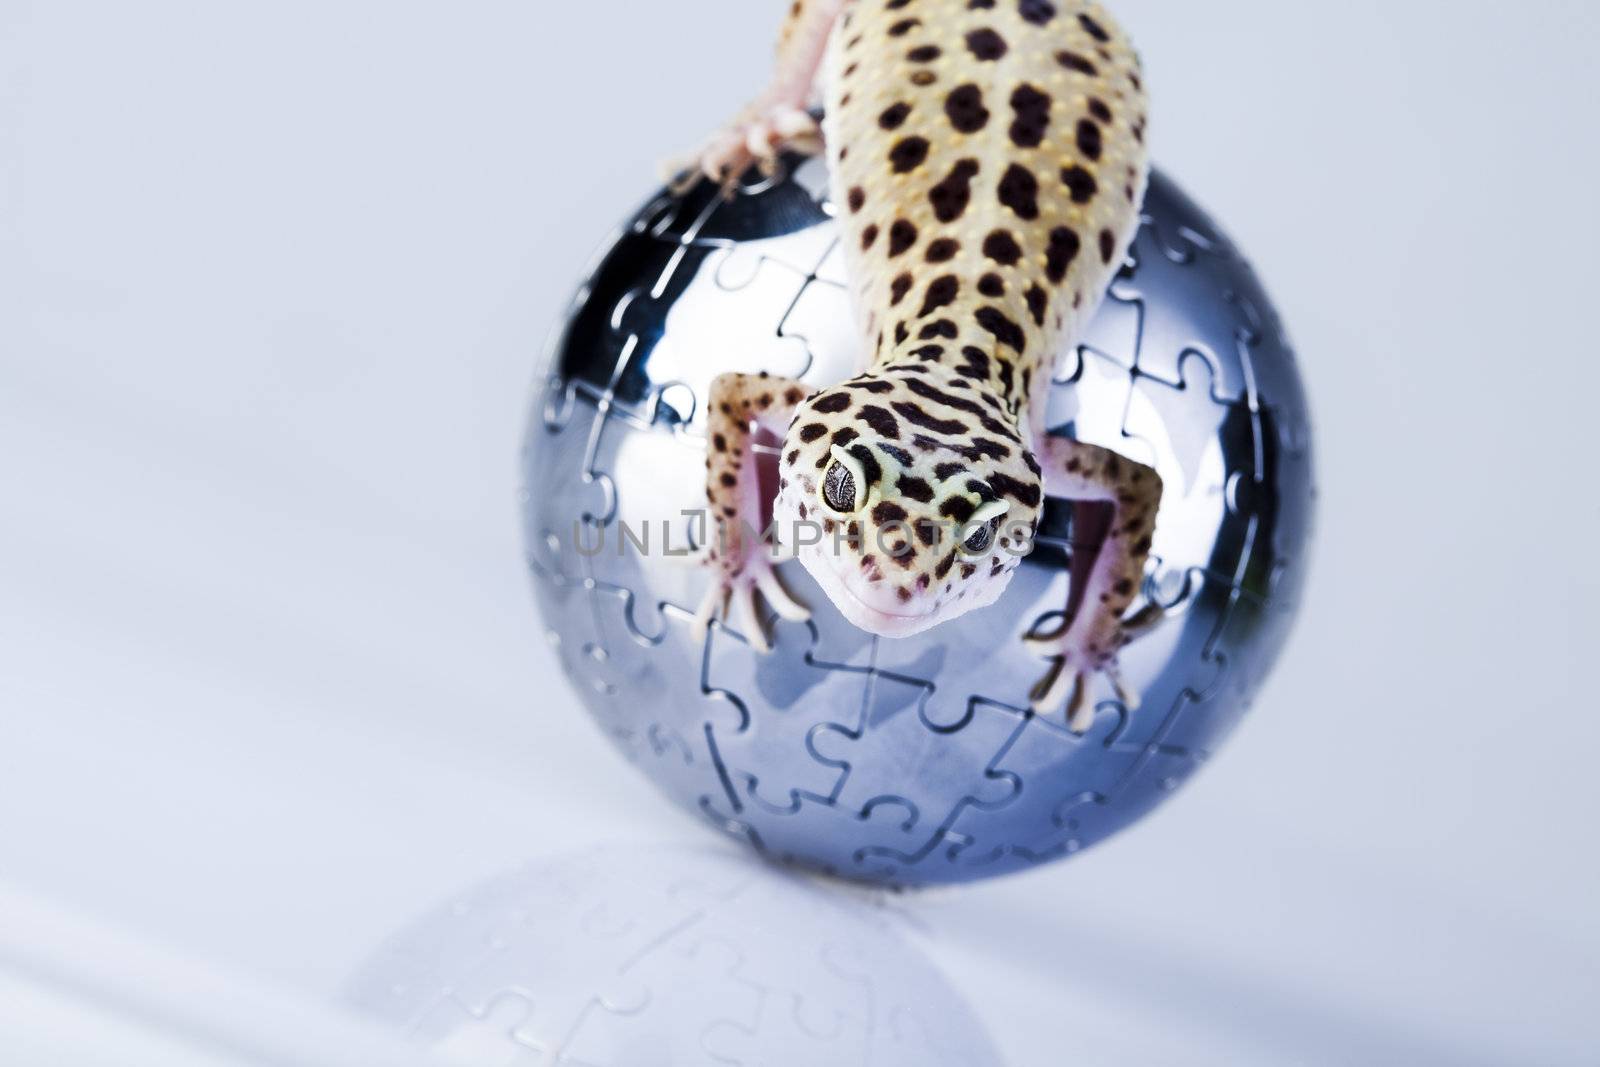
[664,0,846,195]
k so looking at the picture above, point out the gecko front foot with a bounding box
[668,102,822,195]
[1025,603,1165,732]
[691,546,811,653]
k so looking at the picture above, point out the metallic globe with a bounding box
[345,846,1000,1065]
[521,158,1314,886]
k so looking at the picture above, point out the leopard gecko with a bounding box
[678,0,1162,731]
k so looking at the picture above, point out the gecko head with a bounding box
[772,371,1043,638]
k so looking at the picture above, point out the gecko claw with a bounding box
[691,557,811,653]
[667,103,822,198]
[1029,662,1096,733]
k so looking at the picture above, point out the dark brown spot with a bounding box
[1008,84,1051,148]
[919,318,958,338]
[1060,164,1097,203]
[919,275,959,317]
[872,500,908,525]
[910,70,937,86]
[879,442,914,465]
[888,218,919,257]
[893,401,967,436]
[944,84,990,133]
[1056,50,1097,75]
[1025,285,1048,326]
[907,45,941,62]
[929,158,980,222]
[982,229,1023,266]
[988,471,1041,507]
[925,238,960,263]
[798,422,828,443]
[965,27,1008,60]
[878,101,912,130]
[861,223,880,250]
[898,476,934,502]
[1045,226,1080,283]
[888,17,920,35]
[1018,0,1056,24]
[813,392,851,414]
[1076,118,1103,160]
[1088,97,1113,123]
[957,347,990,380]
[890,273,913,305]
[975,306,1025,352]
[849,443,883,485]
[889,135,931,173]
[1099,228,1116,263]
[864,404,902,441]
[940,496,976,523]
[1078,12,1110,41]
[998,163,1040,220]
[977,273,1005,297]
[847,186,865,212]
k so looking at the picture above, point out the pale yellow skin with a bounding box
[683,0,1163,731]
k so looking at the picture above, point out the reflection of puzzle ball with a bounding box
[522,160,1314,886]
[346,847,999,1065]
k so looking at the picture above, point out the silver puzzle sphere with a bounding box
[345,846,1000,1065]
[522,158,1315,886]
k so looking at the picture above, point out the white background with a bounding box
[3,1,1597,1063]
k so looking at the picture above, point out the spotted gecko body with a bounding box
[684,0,1162,730]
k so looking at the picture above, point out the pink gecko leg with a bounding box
[1027,437,1165,732]
[690,372,813,652]
[668,0,849,193]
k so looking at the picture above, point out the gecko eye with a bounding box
[962,523,994,555]
[821,445,870,515]
[823,461,857,513]
[960,500,1011,557]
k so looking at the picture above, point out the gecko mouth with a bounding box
[798,548,941,638]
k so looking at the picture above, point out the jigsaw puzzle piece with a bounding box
[778,266,863,387]
[559,935,764,1067]
[640,252,817,412]
[807,682,1022,870]
[701,609,874,816]
[417,991,549,1066]
[1038,345,1139,461]
[568,583,711,779]
[702,988,870,1067]
[1109,179,1258,405]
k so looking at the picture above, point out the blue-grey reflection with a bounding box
[345,846,1000,1066]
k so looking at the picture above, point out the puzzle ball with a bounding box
[522,160,1314,886]
[346,846,999,1065]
